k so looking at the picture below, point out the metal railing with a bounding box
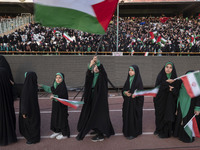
[0,51,200,56]
[0,15,34,35]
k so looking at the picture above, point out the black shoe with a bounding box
[90,131,97,135]
[126,136,135,140]
[154,130,159,135]
[26,141,33,144]
[158,134,168,138]
[76,136,83,141]
[91,135,104,142]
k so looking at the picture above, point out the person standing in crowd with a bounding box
[39,73,70,140]
[122,65,144,140]
[0,67,17,146]
[19,72,40,144]
[154,62,179,138]
[76,56,115,142]
[174,71,200,143]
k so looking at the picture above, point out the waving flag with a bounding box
[180,71,200,98]
[184,115,200,141]
[63,32,73,42]
[54,97,84,109]
[133,86,159,97]
[34,0,119,35]
[149,32,156,43]
[159,17,169,23]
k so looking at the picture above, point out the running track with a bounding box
[2,91,200,150]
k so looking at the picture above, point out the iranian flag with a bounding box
[184,115,200,141]
[63,32,73,42]
[34,0,119,35]
[54,97,84,109]
[133,86,159,97]
[180,71,200,98]
[144,52,149,56]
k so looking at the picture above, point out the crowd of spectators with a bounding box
[0,15,200,55]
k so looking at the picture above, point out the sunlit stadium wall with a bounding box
[4,55,200,88]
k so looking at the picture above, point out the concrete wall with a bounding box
[4,55,200,88]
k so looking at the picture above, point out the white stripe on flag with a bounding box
[187,73,200,97]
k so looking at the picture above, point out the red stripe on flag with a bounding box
[55,98,78,109]
[181,76,195,98]
[92,0,118,32]
[192,117,200,138]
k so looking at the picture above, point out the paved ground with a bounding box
[2,91,200,150]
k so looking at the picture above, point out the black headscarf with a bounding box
[50,72,70,137]
[19,71,40,143]
[122,65,144,137]
[77,64,114,140]
[0,67,17,146]
[155,61,177,87]
[0,55,14,82]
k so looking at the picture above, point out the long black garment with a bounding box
[0,55,14,82]
[154,62,179,138]
[77,64,115,140]
[122,65,144,138]
[19,72,40,143]
[174,71,200,143]
[0,67,17,146]
[50,73,70,137]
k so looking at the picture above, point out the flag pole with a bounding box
[95,34,104,55]
[184,114,196,128]
[116,1,119,52]
[174,70,200,80]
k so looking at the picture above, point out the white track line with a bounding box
[15,109,155,114]
[17,132,154,139]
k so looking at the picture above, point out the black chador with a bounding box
[19,72,40,144]
[0,55,14,82]
[122,65,144,139]
[154,62,179,138]
[0,67,17,146]
[76,62,115,141]
[174,71,200,143]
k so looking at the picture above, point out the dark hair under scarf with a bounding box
[155,62,177,87]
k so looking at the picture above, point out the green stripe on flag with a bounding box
[194,72,200,87]
[184,125,193,141]
[34,4,105,34]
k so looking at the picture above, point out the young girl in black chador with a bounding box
[76,56,114,142]
[19,72,40,144]
[40,73,70,140]
[122,65,144,140]
[174,70,200,143]
[154,62,179,138]
[0,67,17,146]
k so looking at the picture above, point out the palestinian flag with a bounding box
[149,31,156,43]
[180,71,200,98]
[63,32,73,42]
[34,0,119,35]
[161,37,167,44]
[53,30,61,34]
[184,115,200,141]
[54,97,84,109]
[133,86,159,97]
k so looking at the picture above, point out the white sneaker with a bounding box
[50,132,61,138]
[56,134,67,140]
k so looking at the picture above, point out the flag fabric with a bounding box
[159,17,169,23]
[133,86,159,97]
[63,32,73,42]
[54,97,84,109]
[149,32,156,43]
[184,115,200,141]
[53,30,61,34]
[144,52,149,56]
[180,71,200,98]
[34,0,119,35]
[161,38,167,44]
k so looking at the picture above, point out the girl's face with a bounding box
[93,65,99,73]
[165,64,173,74]
[55,75,63,84]
[129,68,135,76]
